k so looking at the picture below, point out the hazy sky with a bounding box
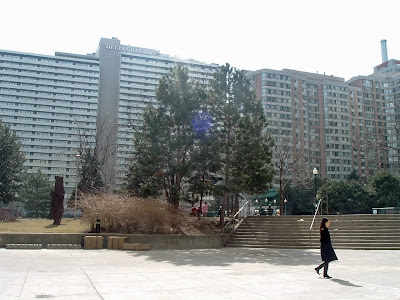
[1,0,399,80]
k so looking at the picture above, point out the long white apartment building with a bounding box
[0,50,99,194]
[0,38,218,194]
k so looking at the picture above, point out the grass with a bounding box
[0,218,90,233]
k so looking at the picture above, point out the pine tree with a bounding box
[125,66,201,208]
[230,106,274,207]
[188,84,222,207]
[208,64,274,226]
[20,169,52,218]
[78,149,103,193]
[0,121,25,203]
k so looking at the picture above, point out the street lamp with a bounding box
[74,154,81,220]
[284,199,287,215]
[313,168,318,214]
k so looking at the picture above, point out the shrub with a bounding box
[81,193,183,233]
[0,207,16,222]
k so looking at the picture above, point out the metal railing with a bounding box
[222,200,250,234]
[309,198,322,247]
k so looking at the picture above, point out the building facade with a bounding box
[0,50,99,194]
[0,38,218,194]
[95,38,218,189]
[248,58,400,181]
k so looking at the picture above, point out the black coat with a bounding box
[320,227,338,262]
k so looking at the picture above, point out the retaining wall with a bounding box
[0,233,226,250]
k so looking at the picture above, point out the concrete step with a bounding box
[226,214,400,250]
[228,235,400,240]
[235,230,400,236]
[225,244,400,250]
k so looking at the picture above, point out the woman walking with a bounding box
[315,218,338,279]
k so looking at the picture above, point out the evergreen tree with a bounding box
[0,121,25,203]
[188,84,222,207]
[371,171,400,207]
[230,111,274,210]
[347,170,360,181]
[283,180,315,215]
[125,107,166,197]
[78,149,103,193]
[125,66,201,207]
[209,64,274,225]
[318,180,372,214]
[20,169,52,218]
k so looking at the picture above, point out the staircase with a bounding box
[225,214,400,250]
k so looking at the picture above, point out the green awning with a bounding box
[251,188,278,205]
[265,189,278,199]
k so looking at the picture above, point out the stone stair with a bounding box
[225,214,400,250]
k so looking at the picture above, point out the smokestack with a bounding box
[381,39,388,63]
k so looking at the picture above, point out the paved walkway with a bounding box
[0,248,399,299]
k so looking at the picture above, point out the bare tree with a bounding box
[273,136,302,213]
[73,115,118,193]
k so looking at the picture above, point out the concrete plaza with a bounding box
[0,248,399,299]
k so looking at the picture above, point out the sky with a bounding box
[1,0,399,80]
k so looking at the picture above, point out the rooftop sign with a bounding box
[105,44,159,56]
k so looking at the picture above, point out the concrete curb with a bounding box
[0,233,227,250]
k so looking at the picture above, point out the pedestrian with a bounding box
[267,204,272,215]
[217,205,222,217]
[202,202,208,217]
[315,218,338,279]
[191,206,197,216]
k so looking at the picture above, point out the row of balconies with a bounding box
[0,61,98,76]
[0,56,98,71]
[0,74,97,89]
[0,67,98,83]
[0,102,97,116]
[0,81,98,94]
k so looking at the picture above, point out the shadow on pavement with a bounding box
[44,224,66,228]
[331,278,362,287]
[128,248,322,267]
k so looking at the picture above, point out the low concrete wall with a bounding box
[0,233,227,250]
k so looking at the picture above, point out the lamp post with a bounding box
[313,168,318,214]
[74,154,81,220]
[284,199,287,215]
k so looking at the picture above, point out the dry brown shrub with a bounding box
[80,193,184,234]
[0,207,16,222]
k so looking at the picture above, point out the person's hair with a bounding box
[320,218,329,234]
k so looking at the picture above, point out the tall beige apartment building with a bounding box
[248,40,400,180]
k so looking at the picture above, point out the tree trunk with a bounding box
[227,195,230,216]
[221,114,231,228]
[199,184,204,222]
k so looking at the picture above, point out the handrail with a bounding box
[222,200,249,233]
[309,198,322,248]
[310,198,322,230]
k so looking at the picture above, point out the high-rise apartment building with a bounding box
[0,50,99,194]
[248,41,400,180]
[248,69,353,180]
[96,38,218,189]
[0,38,218,194]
